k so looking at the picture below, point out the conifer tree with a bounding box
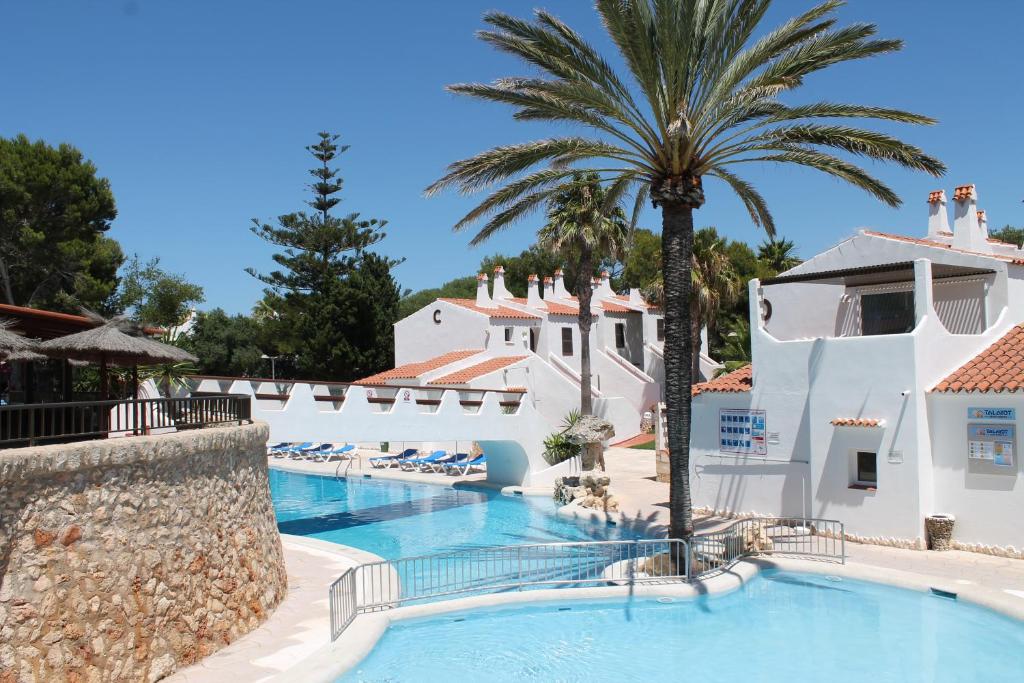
[248,132,402,380]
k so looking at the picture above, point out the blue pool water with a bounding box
[341,570,1024,682]
[269,469,636,559]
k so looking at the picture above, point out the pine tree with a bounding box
[247,132,402,380]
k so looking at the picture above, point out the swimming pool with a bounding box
[269,469,636,560]
[340,570,1024,682]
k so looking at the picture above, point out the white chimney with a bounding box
[476,273,496,308]
[927,190,950,239]
[977,210,989,241]
[527,274,542,307]
[492,265,512,300]
[951,184,989,252]
[543,276,555,299]
[596,270,615,299]
[628,288,644,305]
[553,269,570,298]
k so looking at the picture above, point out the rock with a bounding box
[147,654,175,682]
[564,415,615,445]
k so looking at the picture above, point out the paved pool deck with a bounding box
[167,447,1024,681]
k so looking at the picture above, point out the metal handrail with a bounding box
[0,394,252,448]
[327,516,844,640]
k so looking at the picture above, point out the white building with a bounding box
[689,184,1024,555]
[360,267,719,441]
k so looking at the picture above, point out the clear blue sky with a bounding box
[2,1,1022,314]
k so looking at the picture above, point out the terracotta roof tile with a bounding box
[863,230,1024,265]
[545,300,582,316]
[953,184,975,202]
[933,324,1024,393]
[830,418,883,427]
[927,190,945,204]
[355,349,482,384]
[692,365,752,396]
[439,298,541,320]
[601,300,635,313]
[428,356,527,385]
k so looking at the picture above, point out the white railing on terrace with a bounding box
[601,347,654,383]
[329,517,844,640]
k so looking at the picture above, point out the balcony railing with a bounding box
[0,394,252,449]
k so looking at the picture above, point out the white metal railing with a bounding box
[328,517,844,640]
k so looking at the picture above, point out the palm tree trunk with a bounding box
[691,308,702,380]
[577,245,594,416]
[662,202,695,541]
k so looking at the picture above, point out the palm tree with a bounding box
[691,228,738,378]
[538,172,629,415]
[758,237,801,272]
[427,1,944,539]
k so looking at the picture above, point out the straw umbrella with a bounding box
[0,319,38,360]
[37,315,197,400]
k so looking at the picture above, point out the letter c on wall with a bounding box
[433,309,442,324]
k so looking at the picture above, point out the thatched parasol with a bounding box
[37,314,197,399]
[0,318,38,360]
[2,348,48,363]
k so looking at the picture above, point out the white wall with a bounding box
[927,392,1024,550]
[394,302,488,365]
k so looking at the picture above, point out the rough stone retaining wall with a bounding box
[0,422,286,682]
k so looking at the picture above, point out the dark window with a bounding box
[615,323,626,348]
[861,291,915,336]
[656,319,665,341]
[504,327,513,344]
[561,327,573,356]
[856,451,877,485]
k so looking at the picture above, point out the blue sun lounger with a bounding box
[444,454,486,476]
[274,442,313,458]
[315,444,355,462]
[399,450,446,471]
[370,448,418,469]
[428,453,469,473]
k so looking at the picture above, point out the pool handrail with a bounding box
[327,516,845,641]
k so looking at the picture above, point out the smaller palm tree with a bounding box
[691,228,738,377]
[758,237,801,273]
[538,173,629,414]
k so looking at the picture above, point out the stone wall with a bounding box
[0,422,287,682]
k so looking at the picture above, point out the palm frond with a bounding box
[707,168,775,235]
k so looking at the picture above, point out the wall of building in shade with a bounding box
[0,422,286,682]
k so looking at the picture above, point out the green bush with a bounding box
[542,410,582,466]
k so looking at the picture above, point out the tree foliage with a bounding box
[115,255,205,328]
[989,225,1024,248]
[0,134,121,311]
[182,309,269,377]
[247,132,402,380]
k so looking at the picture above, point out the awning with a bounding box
[762,262,996,287]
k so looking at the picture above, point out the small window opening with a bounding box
[561,327,573,356]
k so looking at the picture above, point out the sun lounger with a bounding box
[369,448,418,469]
[316,444,355,462]
[275,442,312,458]
[267,441,289,455]
[399,450,446,471]
[429,452,469,473]
[444,454,486,476]
[288,442,323,459]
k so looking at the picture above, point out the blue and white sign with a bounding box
[968,407,1016,421]
[967,423,1015,467]
[719,409,767,456]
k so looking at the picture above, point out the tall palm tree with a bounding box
[427,0,944,539]
[690,228,738,378]
[758,237,801,272]
[637,227,738,378]
[538,172,629,415]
